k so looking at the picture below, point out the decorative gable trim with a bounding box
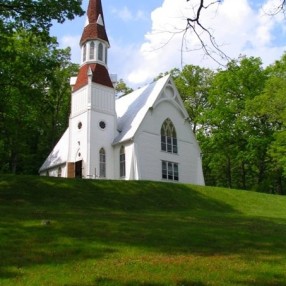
[153,80,189,119]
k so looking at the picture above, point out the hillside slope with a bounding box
[1,175,286,285]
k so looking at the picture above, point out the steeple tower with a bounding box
[68,0,117,179]
[73,0,113,91]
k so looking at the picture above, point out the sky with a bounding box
[51,0,286,88]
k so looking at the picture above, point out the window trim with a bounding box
[161,118,178,154]
[162,160,179,181]
[98,42,103,61]
[90,41,95,60]
[83,44,87,62]
[57,166,62,177]
[99,148,106,178]
[120,146,126,178]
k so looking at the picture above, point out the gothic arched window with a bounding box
[99,148,106,178]
[90,42,95,60]
[161,118,178,154]
[98,42,103,61]
[105,47,108,64]
[120,146,126,178]
[83,44,87,62]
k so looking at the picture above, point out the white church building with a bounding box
[39,0,205,185]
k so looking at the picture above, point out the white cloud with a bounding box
[124,0,286,86]
[60,35,81,63]
[54,0,286,88]
[111,6,147,22]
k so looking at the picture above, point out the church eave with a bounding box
[73,63,113,92]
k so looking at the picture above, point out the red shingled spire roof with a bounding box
[80,0,109,45]
[73,0,113,91]
[73,63,113,91]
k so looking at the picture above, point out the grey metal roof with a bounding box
[114,74,170,144]
[39,128,69,172]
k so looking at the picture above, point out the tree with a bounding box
[115,79,133,97]
[0,31,75,174]
[249,53,286,193]
[172,65,214,134]
[0,0,84,35]
[0,0,84,174]
[199,56,268,189]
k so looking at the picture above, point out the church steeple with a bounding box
[80,0,109,46]
[73,0,113,91]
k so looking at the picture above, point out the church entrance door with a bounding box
[75,160,82,178]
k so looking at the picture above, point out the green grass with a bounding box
[1,175,286,285]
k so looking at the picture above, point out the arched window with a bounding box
[120,146,126,178]
[99,148,106,178]
[98,42,103,61]
[90,42,95,60]
[161,118,178,154]
[83,44,87,62]
[105,47,108,64]
[58,166,62,177]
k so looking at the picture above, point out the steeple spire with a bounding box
[73,0,113,91]
[80,0,109,46]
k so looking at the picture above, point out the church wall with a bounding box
[39,163,67,178]
[134,100,204,185]
[69,82,117,179]
[71,87,88,115]
[91,84,115,114]
[88,110,116,179]
[112,141,139,180]
[87,83,117,179]
[68,111,88,177]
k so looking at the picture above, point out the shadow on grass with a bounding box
[1,175,286,284]
[67,278,207,286]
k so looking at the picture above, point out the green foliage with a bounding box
[0,31,75,174]
[169,55,286,193]
[0,0,84,36]
[115,78,133,97]
[1,176,286,285]
[0,0,84,174]
[172,65,214,133]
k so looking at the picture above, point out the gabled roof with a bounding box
[39,128,69,172]
[114,74,171,144]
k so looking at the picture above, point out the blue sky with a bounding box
[51,0,286,87]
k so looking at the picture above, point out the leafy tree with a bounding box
[0,0,84,34]
[115,79,133,97]
[0,31,75,174]
[172,65,214,134]
[200,56,268,189]
[249,53,286,193]
[0,0,83,174]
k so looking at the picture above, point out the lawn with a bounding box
[1,175,286,285]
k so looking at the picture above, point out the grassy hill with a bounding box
[1,175,286,286]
